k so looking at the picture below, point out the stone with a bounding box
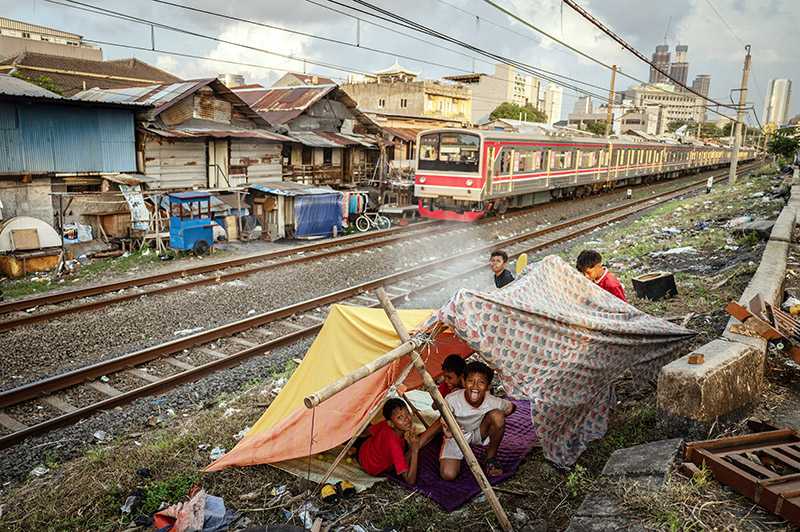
[574,493,626,518]
[566,517,647,532]
[601,438,683,484]
[732,220,775,240]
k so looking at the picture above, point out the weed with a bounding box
[374,498,434,530]
[566,464,591,497]
[140,472,199,515]
[271,359,298,381]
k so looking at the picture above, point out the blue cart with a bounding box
[168,191,215,255]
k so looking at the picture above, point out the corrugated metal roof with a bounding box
[142,124,292,142]
[249,182,339,197]
[232,85,335,125]
[382,127,427,142]
[284,129,377,148]
[0,73,62,99]
[287,130,341,148]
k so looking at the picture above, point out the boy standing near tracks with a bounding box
[490,250,515,288]
[576,249,627,302]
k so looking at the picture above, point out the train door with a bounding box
[486,145,496,195]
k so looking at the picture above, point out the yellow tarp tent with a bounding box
[207,304,471,471]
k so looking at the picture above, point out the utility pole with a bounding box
[729,45,751,184]
[605,64,617,137]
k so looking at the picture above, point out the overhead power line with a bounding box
[558,0,736,109]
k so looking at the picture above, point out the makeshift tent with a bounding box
[422,255,695,465]
[206,305,471,470]
[209,255,694,472]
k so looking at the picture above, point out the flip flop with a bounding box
[485,457,503,477]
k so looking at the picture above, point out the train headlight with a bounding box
[419,176,427,183]
[465,179,474,186]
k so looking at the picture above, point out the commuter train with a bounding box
[414,128,757,221]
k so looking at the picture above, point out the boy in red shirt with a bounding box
[576,250,626,302]
[357,398,422,484]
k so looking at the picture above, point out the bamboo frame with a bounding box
[375,288,513,532]
[303,339,419,408]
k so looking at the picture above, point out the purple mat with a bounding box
[389,400,539,512]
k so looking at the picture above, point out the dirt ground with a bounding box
[0,166,791,532]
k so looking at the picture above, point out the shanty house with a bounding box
[76,78,292,190]
[231,84,381,185]
[0,73,139,226]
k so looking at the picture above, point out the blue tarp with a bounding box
[294,193,343,238]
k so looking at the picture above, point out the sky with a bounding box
[3,0,798,124]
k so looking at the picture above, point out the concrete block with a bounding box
[732,220,775,240]
[657,339,765,423]
[601,438,683,483]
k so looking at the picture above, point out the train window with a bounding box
[516,149,544,173]
[599,150,607,166]
[579,151,598,168]
[497,149,513,174]
[418,132,480,172]
[551,150,574,170]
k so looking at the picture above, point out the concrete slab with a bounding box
[657,339,765,424]
[601,438,683,482]
[566,516,647,532]
[732,220,775,240]
[574,493,626,518]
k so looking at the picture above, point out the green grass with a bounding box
[140,472,200,516]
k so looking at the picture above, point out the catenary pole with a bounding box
[605,64,617,137]
[729,45,752,184]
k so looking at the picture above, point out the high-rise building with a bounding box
[0,16,102,61]
[543,84,563,125]
[669,45,689,87]
[764,78,793,126]
[624,82,704,134]
[649,44,671,84]
[691,74,711,97]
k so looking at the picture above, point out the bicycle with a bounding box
[355,211,392,232]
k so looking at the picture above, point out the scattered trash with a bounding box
[247,309,256,316]
[750,192,765,198]
[29,465,49,477]
[725,215,753,228]
[661,227,681,236]
[99,375,110,383]
[93,430,109,442]
[650,246,697,257]
[223,407,241,418]
[120,494,139,514]
[724,245,739,251]
[782,297,800,310]
[239,490,261,501]
[166,408,176,417]
[271,485,288,497]
[198,443,211,451]
[234,427,250,441]
[153,489,238,532]
[694,221,710,231]
[209,446,226,460]
[512,508,529,524]
[174,326,204,336]
[298,501,319,529]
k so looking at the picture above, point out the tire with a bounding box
[355,215,371,232]
[192,240,210,256]
[377,216,392,230]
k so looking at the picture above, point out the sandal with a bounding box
[485,457,503,477]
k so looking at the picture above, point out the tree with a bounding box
[767,133,800,159]
[490,101,547,123]
[11,72,63,95]
[583,121,608,136]
[721,122,734,137]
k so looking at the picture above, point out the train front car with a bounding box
[415,129,486,221]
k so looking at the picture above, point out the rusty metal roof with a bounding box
[232,85,336,125]
[382,127,427,143]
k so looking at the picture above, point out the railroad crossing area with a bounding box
[2,164,800,530]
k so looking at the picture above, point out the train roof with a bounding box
[415,128,730,149]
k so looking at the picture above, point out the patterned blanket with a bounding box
[424,255,694,466]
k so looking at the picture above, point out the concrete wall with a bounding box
[0,176,54,225]
[657,175,800,436]
[0,35,102,60]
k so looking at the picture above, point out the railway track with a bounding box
[0,164,758,449]
[0,167,743,332]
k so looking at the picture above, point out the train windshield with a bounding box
[418,132,480,173]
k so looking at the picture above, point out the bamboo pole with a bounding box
[375,288,513,532]
[304,338,419,408]
[401,391,429,429]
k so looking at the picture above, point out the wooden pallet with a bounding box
[685,429,800,526]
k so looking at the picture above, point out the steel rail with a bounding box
[0,164,757,449]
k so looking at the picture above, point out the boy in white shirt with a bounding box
[439,361,515,480]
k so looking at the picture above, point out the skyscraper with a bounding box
[669,45,689,88]
[543,84,563,125]
[691,74,711,97]
[764,79,793,126]
[649,44,671,84]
